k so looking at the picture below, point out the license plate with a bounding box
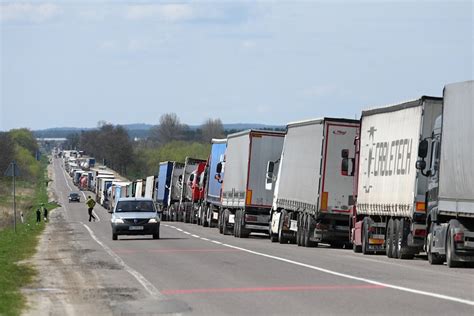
[290,220,298,231]
[213,212,218,220]
[129,226,144,230]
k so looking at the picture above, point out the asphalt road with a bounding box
[47,157,474,315]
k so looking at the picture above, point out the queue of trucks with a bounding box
[61,80,473,268]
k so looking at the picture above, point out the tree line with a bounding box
[64,114,225,179]
[0,129,41,182]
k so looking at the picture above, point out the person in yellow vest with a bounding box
[86,196,97,222]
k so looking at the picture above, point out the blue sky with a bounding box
[1,0,472,130]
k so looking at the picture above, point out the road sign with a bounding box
[4,162,20,177]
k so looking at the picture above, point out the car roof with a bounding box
[116,197,154,202]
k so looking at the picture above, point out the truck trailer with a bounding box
[350,96,444,259]
[267,118,360,247]
[198,139,227,228]
[217,130,285,237]
[417,81,474,267]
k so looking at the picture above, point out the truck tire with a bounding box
[392,219,400,258]
[279,210,288,244]
[446,226,461,268]
[397,218,414,259]
[222,209,231,235]
[234,210,240,237]
[362,218,371,255]
[353,242,362,253]
[306,215,318,248]
[298,213,304,247]
[386,218,394,258]
[112,233,118,241]
[218,210,223,234]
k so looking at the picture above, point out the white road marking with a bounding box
[191,234,200,238]
[167,225,474,307]
[200,237,210,241]
[81,223,162,299]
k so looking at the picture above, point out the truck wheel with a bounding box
[218,211,223,234]
[297,213,303,246]
[362,218,370,255]
[279,210,288,244]
[397,219,414,259]
[234,210,240,237]
[353,242,362,253]
[270,213,278,242]
[306,215,318,248]
[427,223,443,265]
[112,233,118,241]
[446,227,461,268]
[391,219,400,258]
[222,209,231,235]
[386,218,394,258]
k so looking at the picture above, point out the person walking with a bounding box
[43,205,48,222]
[86,196,97,222]
[36,207,41,224]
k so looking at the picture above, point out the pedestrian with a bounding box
[86,196,97,222]
[43,205,48,222]
[36,208,41,223]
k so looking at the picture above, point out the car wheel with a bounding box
[112,233,118,240]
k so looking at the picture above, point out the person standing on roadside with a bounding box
[86,196,97,222]
[43,205,48,222]
[36,207,41,223]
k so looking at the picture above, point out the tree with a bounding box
[149,113,188,145]
[8,128,38,156]
[65,132,80,150]
[0,132,15,176]
[200,118,224,143]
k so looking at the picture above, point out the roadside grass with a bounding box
[0,159,58,316]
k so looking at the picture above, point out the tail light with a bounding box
[245,214,257,222]
[414,229,426,237]
[415,202,426,212]
[454,232,464,243]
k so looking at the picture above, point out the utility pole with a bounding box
[4,161,19,232]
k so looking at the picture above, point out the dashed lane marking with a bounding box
[162,224,474,307]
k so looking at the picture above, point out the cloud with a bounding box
[0,3,61,23]
[125,4,193,22]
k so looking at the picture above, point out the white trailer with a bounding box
[351,96,443,259]
[144,175,155,199]
[217,130,285,237]
[418,81,474,267]
[267,118,360,247]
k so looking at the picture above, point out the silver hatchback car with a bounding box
[110,197,160,240]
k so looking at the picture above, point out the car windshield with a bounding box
[115,201,155,213]
[70,193,79,197]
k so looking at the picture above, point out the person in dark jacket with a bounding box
[36,208,41,223]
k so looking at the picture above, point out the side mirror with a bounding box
[341,149,349,158]
[265,161,275,190]
[216,162,222,174]
[415,160,426,171]
[418,140,428,158]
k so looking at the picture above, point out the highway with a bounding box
[25,157,474,315]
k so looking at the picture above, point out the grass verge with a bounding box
[0,159,59,316]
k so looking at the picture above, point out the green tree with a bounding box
[8,129,38,156]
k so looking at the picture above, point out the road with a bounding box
[24,158,474,315]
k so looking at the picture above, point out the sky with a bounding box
[0,0,472,131]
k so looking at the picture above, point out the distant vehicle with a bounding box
[110,197,161,240]
[68,192,80,202]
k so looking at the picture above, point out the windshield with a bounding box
[115,201,155,213]
[70,193,79,197]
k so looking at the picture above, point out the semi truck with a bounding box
[417,81,474,267]
[178,157,207,223]
[267,118,360,247]
[350,96,444,259]
[188,162,207,224]
[217,130,285,237]
[198,139,227,228]
[156,161,185,221]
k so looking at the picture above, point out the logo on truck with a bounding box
[364,126,414,192]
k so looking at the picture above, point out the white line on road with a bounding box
[81,223,162,299]
[166,225,474,307]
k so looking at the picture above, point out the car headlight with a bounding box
[148,218,158,223]
[113,218,124,224]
